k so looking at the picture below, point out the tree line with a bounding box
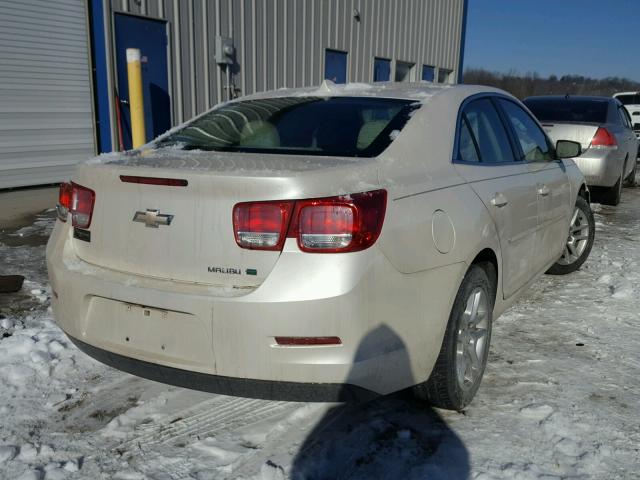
[463,68,640,99]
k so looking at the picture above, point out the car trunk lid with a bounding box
[540,122,600,152]
[70,150,378,288]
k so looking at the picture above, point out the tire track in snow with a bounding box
[113,396,299,452]
[105,394,304,479]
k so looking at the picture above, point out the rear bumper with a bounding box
[573,149,624,187]
[47,221,466,398]
[69,335,376,402]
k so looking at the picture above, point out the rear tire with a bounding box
[600,166,623,206]
[546,196,594,275]
[413,264,494,411]
[624,161,637,187]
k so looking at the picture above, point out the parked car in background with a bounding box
[524,95,637,205]
[47,83,594,411]
[613,91,640,137]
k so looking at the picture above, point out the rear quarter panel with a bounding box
[375,89,503,301]
[563,158,586,203]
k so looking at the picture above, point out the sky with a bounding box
[463,0,640,81]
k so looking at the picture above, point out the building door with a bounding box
[114,14,170,150]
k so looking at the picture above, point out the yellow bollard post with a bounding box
[126,48,146,149]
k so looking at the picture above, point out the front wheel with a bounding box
[413,264,494,411]
[546,196,595,275]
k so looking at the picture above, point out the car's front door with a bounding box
[453,97,539,299]
[496,98,572,272]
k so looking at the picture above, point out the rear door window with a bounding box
[498,99,553,162]
[459,98,515,163]
[617,106,632,129]
[458,118,480,162]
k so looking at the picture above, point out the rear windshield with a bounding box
[615,94,640,105]
[155,97,418,157]
[524,98,608,124]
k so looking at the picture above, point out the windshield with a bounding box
[615,94,640,106]
[524,98,608,124]
[155,96,417,157]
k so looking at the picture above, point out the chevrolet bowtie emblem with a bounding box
[132,209,174,228]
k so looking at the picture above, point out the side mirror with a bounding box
[556,140,581,159]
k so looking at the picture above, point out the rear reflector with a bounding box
[275,336,342,346]
[120,175,188,186]
[70,182,96,229]
[233,201,294,250]
[590,127,617,148]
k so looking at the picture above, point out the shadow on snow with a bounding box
[289,325,470,480]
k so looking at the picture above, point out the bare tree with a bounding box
[463,68,640,98]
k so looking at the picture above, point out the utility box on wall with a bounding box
[215,36,235,65]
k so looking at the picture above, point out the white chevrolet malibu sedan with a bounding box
[47,82,594,410]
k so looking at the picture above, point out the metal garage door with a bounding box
[0,0,95,189]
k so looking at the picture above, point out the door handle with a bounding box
[537,185,550,196]
[490,193,508,208]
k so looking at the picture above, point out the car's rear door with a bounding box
[453,97,538,299]
[615,104,638,178]
[496,98,571,272]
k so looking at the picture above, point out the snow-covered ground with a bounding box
[1,186,639,480]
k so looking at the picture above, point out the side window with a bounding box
[373,57,391,82]
[458,116,480,162]
[460,98,515,163]
[422,65,435,82]
[498,99,553,162]
[623,107,635,129]
[324,49,347,84]
[618,107,632,129]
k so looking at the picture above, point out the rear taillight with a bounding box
[289,190,387,253]
[233,201,294,250]
[56,182,73,222]
[297,203,355,250]
[590,127,617,148]
[232,189,387,253]
[70,182,96,229]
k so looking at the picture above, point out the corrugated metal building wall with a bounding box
[0,0,95,189]
[104,0,465,143]
[0,0,466,189]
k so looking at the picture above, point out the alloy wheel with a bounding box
[557,207,590,265]
[456,287,489,392]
